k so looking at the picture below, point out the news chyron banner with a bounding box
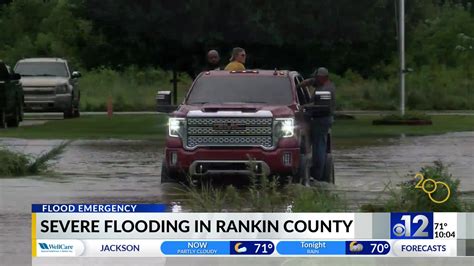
[32,204,474,257]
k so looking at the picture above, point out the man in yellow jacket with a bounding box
[224,47,246,71]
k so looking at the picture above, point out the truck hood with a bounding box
[174,103,295,117]
[20,77,69,87]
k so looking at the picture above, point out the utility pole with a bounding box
[399,0,405,116]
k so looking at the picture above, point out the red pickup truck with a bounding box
[157,70,334,185]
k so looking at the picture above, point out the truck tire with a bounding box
[73,107,80,118]
[321,153,335,184]
[6,106,20,128]
[74,93,81,118]
[63,103,74,119]
[19,103,24,122]
[0,109,6,128]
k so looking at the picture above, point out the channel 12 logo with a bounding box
[391,213,433,239]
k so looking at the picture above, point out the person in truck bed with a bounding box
[204,50,223,71]
[224,47,246,71]
[299,67,336,181]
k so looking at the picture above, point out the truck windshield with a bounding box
[187,76,293,105]
[14,62,68,77]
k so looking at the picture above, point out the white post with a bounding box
[399,0,405,116]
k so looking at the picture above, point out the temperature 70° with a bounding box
[371,243,390,254]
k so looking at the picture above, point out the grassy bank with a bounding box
[334,115,474,138]
[0,114,472,140]
[185,175,346,212]
[79,67,192,111]
[0,115,167,140]
[334,66,474,110]
[184,161,469,212]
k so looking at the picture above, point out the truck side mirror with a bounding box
[72,71,82,78]
[156,90,176,113]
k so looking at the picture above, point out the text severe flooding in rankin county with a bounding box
[99,219,354,233]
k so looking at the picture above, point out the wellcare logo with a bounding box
[38,242,74,253]
[35,240,84,257]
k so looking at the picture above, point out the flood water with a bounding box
[1,132,474,264]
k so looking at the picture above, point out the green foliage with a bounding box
[408,4,474,67]
[0,0,99,67]
[336,64,474,110]
[185,172,344,212]
[27,141,70,174]
[376,112,432,122]
[79,67,192,111]
[362,161,465,212]
[0,148,30,176]
[247,175,287,212]
[0,115,168,140]
[272,3,474,110]
[185,173,288,212]
[184,181,232,212]
[0,142,69,177]
[333,115,474,139]
[0,1,473,110]
[288,185,345,212]
[0,0,436,75]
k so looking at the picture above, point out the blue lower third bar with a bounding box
[161,241,229,255]
[277,241,346,255]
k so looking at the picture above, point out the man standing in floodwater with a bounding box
[299,67,336,182]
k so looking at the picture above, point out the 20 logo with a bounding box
[414,173,451,204]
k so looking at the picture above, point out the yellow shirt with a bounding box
[224,61,245,71]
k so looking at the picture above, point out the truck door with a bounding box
[293,75,311,155]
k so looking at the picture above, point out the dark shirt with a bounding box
[203,63,224,71]
[193,64,223,79]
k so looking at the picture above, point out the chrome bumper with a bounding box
[24,94,71,111]
[189,160,271,176]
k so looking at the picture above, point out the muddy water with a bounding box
[1,133,474,264]
[333,132,474,209]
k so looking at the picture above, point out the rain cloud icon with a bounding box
[349,241,364,252]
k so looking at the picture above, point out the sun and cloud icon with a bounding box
[349,241,364,253]
[234,242,247,253]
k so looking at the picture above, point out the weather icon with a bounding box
[234,243,247,253]
[349,241,363,253]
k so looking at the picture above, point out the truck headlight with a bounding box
[168,117,185,137]
[274,118,294,138]
[55,84,68,94]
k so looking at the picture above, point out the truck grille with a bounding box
[23,87,55,96]
[186,117,273,149]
